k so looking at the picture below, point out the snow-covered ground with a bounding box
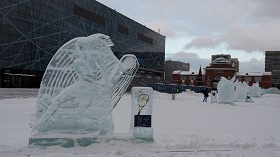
[0,89,280,157]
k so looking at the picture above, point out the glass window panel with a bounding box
[245,76,252,82]
[0,59,9,66]
[255,76,262,82]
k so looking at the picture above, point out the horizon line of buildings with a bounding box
[168,52,280,90]
[1,1,279,90]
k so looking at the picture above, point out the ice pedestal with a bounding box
[132,127,153,142]
[210,90,217,103]
[130,87,154,142]
[29,134,98,148]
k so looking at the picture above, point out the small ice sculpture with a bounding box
[249,82,262,97]
[264,87,280,94]
[130,87,154,142]
[210,90,218,103]
[217,77,236,105]
[30,34,139,137]
[235,80,250,102]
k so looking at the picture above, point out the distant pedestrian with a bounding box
[202,89,209,102]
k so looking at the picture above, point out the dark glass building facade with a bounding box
[0,0,165,87]
[265,51,280,89]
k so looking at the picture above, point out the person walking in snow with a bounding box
[202,89,209,102]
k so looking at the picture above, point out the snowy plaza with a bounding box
[0,88,280,157]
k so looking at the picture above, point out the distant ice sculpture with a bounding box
[30,33,139,137]
[217,77,236,105]
[234,80,250,102]
[249,82,262,97]
[210,90,218,103]
[264,87,280,94]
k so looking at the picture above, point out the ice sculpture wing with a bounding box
[30,37,81,128]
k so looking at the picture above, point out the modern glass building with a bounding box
[265,51,280,89]
[0,0,165,87]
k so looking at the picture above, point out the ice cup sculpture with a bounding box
[235,80,250,102]
[217,77,236,105]
[250,82,262,97]
[29,34,139,147]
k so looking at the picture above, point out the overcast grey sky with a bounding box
[98,0,280,72]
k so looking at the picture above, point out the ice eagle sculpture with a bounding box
[30,34,139,136]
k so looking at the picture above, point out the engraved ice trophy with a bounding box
[29,33,139,147]
[130,87,154,142]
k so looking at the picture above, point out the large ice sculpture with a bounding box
[30,34,139,139]
[217,77,236,105]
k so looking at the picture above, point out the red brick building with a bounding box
[172,70,205,85]
[235,72,272,89]
[171,57,272,89]
[204,57,237,89]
